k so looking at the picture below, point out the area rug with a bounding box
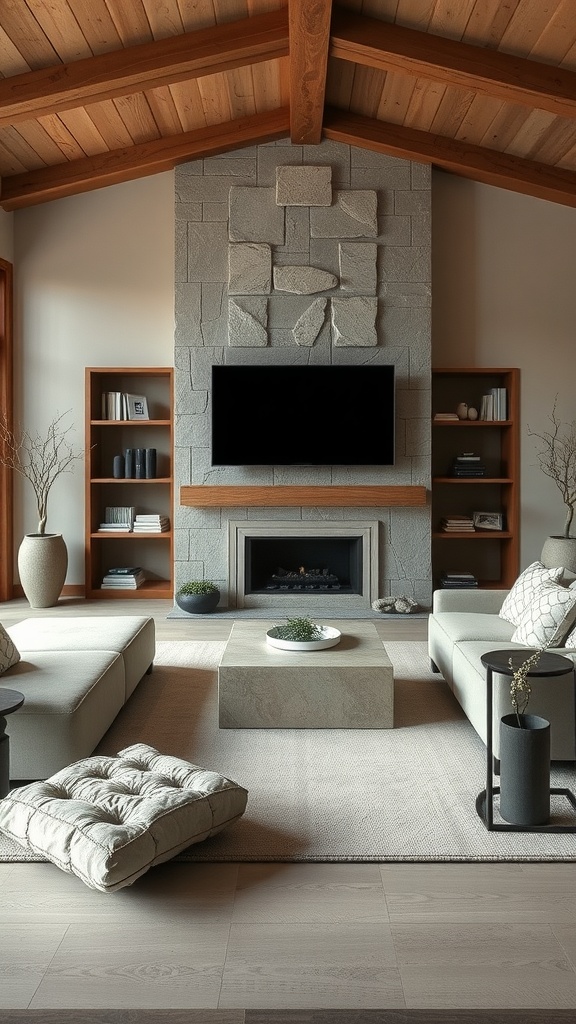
[1,640,575,862]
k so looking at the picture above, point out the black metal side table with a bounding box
[476,649,576,832]
[0,688,24,799]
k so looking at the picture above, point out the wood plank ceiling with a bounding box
[0,0,574,211]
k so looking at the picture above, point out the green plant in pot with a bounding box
[529,399,576,573]
[274,616,324,642]
[499,647,551,827]
[176,579,220,614]
[0,410,84,608]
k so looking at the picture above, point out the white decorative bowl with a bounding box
[265,625,342,652]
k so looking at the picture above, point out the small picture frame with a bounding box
[473,511,504,531]
[126,394,149,420]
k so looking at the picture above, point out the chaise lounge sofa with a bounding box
[428,570,576,760]
[0,616,155,779]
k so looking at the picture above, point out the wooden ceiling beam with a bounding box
[330,8,576,120]
[288,0,332,144]
[322,107,576,208]
[0,108,290,211]
[0,10,289,129]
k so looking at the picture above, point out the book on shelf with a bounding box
[480,388,507,421]
[101,566,146,589]
[434,412,459,421]
[132,513,170,533]
[98,523,132,532]
[104,506,136,527]
[100,392,149,421]
[439,571,478,588]
[440,515,475,532]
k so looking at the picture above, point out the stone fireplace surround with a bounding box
[174,138,432,611]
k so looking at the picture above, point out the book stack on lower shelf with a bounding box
[440,571,478,589]
[101,567,146,590]
[451,453,486,477]
[132,514,170,533]
[440,514,475,533]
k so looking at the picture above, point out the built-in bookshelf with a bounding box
[432,368,520,590]
[85,367,174,600]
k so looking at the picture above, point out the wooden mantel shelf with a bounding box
[180,485,427,507]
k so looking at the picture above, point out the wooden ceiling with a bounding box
[0,0,575,211]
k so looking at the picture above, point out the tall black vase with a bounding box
[499,713,550,826]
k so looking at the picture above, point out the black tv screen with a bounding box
[211,364,395,466]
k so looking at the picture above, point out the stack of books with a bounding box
[132,514,170,533]
[440,514,475,532]
[433,412,459,421]
[480,388,507,421]
[98,506,136,532]
[101,567,146,589]
[440,571,479,589]
[451,452,486,477]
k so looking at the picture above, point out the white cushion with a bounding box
[510,581,576,648]
[0,743,248,892]
[0,623,20,675]
[499,561,564,626]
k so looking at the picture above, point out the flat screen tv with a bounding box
[211,364,395,466]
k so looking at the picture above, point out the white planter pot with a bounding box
[540,536,576,574]
[17,533,68,608]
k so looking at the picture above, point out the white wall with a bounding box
[10,164,576,588]
[13,173,175,583]
[432,172,576,568]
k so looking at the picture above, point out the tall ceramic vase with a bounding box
[17,533,68,608]
[541,536,576,574]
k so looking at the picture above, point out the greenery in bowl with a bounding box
[177,580,219,595]
[274,616,324,642]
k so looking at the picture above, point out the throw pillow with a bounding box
[510,581,576,648]
[0,743,248,892]
[499,561,564,626]
[0,623,20,675]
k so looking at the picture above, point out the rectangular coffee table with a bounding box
[218,620,393,728]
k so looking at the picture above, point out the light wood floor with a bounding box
[1,598,576,1013]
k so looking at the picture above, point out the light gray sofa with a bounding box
[428,588,576,760]
[0,616,155,780]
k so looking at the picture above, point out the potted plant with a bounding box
[529,399,576,572]
[175,579,220,614]
[0,410,84,608]
[499,647,551,826]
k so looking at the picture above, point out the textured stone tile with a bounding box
[267,294,316,329]
[188,222,228,282]
[339,242,377,293]
[257,145,303,185]
[276,164,332,206]
[394,190,431,216]
[228,243,271,294]
[174,282,201,345]
[228,298,268,346]
[200,283,227,346]
[175,158,203,179]
[412,161,431,189]
[175,202,202,221]
[229,187,285,243]
[304,141,351,185]
[177,178,235,203]
[381,245,430,283]
[377,215,411,245]
[203,157,257,178]
[174,219,187,283]
[405,417,431,457]
[174,527,190,561]
[273,265,337,294]
[383,282,432,308]
[292,299,328,347]
[280,206,310,253]
[309,237,340,276]
[411,212,432,246]
[310,191,378,238]
[331,297,378,346]
[202,202,228,221]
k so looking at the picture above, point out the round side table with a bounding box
[477,649,576,832]
[0,688,25,798]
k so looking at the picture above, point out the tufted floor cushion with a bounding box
[0,743,248,892]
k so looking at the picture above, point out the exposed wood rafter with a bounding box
[330,8,576,120]
[0,109,290,210]
[289,0,332,144]
[0,10,289,128]
[322,107,576,208]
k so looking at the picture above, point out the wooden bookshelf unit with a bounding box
[432,367,520,590]
[85,367,174,600]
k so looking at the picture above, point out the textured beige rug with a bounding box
[1,640,575,862]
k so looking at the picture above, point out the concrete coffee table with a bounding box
[218,620,393,728]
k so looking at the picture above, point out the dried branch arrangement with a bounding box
[529,398,576,538]
[0,411,84,535]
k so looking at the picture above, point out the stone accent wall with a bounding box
[174,138,432,607]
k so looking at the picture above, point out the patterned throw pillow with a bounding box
[510,581,576,648]
[0,623,20,675]
[499,561,564,626]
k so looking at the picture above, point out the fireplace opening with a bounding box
[245,537,363,595]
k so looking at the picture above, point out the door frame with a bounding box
[0,258,13,601]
